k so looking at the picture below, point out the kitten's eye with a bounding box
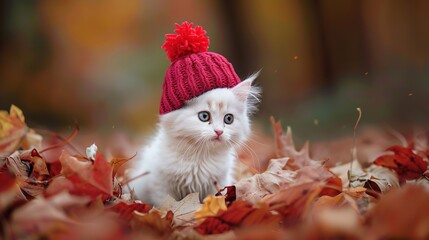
[198,111,210,122]
[224,114,234,124]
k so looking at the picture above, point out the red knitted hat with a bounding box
[159,22,241,114]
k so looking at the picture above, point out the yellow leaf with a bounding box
[0,105,42,154]
[0,105,28,154]
[194,195,227,223]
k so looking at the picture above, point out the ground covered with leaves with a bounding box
[1,105,429,239]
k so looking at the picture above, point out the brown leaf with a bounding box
[366,184,429,239]
[132,210,174,237]
[5,150,50,197]
[234,157,296,204]
[270,116,321,169]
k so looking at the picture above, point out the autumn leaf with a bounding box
[4,149,50,197]
[109,201,152,222]
[132,210,174,238]
[234,157,296,204]
[0,170,27,212]
[9,191,90,239]
[216,185,237,203]
[157,192,202,227]
[374,145,428,182]
[270,116,321,169]
[0,105,42,156]
[194,200,281,235]
[262,181,321,226]
[195,195,227,223]
[52,150,113,200]
[366,184,429,239]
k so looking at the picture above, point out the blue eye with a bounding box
[198,111,210,122]
[224,114,234,124]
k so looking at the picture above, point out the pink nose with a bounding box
[215,130,223,137]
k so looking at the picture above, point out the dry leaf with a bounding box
[366,184,429,239]
[56,150,113,200]
[10,192,90,238]
[270,116,321,169]
[234,157,296,204]
[157,192,202,227]
[132,210,174,238]
[195,195,227,223]
[262,182,321,226]
[0,171,27,212]
[194,200,281,235]
[4,150,49,197]
[0,105,42,156]
[374,145,428,183]
[109,201,152,222]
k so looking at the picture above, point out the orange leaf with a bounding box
[367,185,429,239]
[132,210,174,237]
[262,181,321,226]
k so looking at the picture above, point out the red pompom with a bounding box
[162,21,210,62]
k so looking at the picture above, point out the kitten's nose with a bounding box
[214,130,223,137]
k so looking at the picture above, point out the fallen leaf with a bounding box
[374,145,428,182]
[195,195,227,223]
[4,150,50,197]
[132,210,174,238]
[109,201,152,222]
[270,116,321,169]
[262,182,321,227]
[0,171,27,212]
[366,184,429,239]
[194,200,281,235]
[157,192,202,227]
[0,105,42,156]
[57,150,113,201]
[10,191,90,238]
[216,185,237,203]
[234,157,296,204]
[310,206,363,239]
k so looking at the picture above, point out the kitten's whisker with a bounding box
[229,138,261,173]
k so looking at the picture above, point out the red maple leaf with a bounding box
[109,202,152,222]
[374,145,428,183]
[194,201,281,235]
[48,150,113,201]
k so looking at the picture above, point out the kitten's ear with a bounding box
[232,70,261,102]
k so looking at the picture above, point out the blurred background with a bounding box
[1,0,429,149]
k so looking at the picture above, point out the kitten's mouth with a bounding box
[211,136,222,142]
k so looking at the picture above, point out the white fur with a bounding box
[128,73,261,206]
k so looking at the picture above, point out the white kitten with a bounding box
[128,73,261,206]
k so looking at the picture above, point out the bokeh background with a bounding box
[1,0,429,147]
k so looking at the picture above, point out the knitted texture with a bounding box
[159,22,241,114]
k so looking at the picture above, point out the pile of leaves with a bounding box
[1,105,429,239]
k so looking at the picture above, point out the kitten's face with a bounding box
[160,75,260,150]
